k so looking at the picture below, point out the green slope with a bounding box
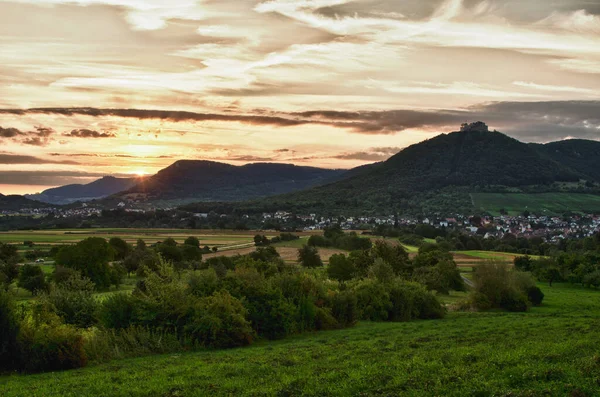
[194,129,595,215]
[3,284,600,396]
[472,192,600,215]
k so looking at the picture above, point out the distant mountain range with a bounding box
[183,125,600,215]
[25,176,140,205]
[105,161,347,206]
[0,193,53,211]
[4,125,600,215]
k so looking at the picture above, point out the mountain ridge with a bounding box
[181,127,599,215]
[26,176,140,205]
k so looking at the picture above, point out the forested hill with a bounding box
[532,139,600,183]
[189,129,597,215]
[0,194,54,211]
[26,176,140,205]
[110,160,347,204]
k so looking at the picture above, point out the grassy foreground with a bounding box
[2,284,600,396]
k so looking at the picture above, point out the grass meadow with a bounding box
[1,283,599,396]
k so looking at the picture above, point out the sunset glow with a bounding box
[0,0,599,194]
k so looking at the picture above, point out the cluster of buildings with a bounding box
[0,206,102,218]
[259,211,600,240]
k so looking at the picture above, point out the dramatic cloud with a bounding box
[0,153,79,165]
[1,0,599,192]
[0,126,56,146]
[334,147,404,161]
[64,129,116,138]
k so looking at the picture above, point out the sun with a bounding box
[132,170,147,177]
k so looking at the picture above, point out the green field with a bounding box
[0,229,259,249]
[471,192,600,215]
[2,284,599,396]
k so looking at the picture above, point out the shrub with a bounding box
[98,293,138,330]
[367,258,395,283]
[583,271,600,288]
[327,254,356,282]
[353,279,392,321]
[184,291,253,348]
[470,262,537,312]
[499,289,529,312]
[84,326,184,363]
[331,290,358,327]
[526,286,545,306]
[0,289,20,371]
[41,276,98,328]
[18,264,48,295]
[387,281,445,321]
[187,268,220,298]
[307,235,329,247]
[18,308,87,373]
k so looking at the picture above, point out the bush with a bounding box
[17,264,48,295]
[331,290,358,327]
[98,293,138,330]
[327,254,355,282]
[184,291,254,348]
[353,279,392,321]
[388,281,445,321]
[0,289,20,371]
[84,326,184,363]
[526,286,545,306]
[42,276,98,328]
[18,309,87,373]
[470,262,537,312]
[583,270,600,288]
[499,289,529,312]
[187,268,220,298]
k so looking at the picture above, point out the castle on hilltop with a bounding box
[460,121,489,133]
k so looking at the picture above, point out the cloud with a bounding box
[2,101,600,140]
[0,170,113,186]
[333,147,403,161]
[0,127,24,138]
[0,108,310,128]
[64,129,117,138]
[0,125,55,146]
[0,153,79,165]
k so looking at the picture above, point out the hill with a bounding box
[186,125,598,215]
[533,139,600,183]
[0,194,54,211]
[108,161,347,205]
[26,176,140,205]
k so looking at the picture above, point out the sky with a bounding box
[0,0,599,194]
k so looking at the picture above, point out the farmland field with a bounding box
[2,283,599,396]
[471,192,600,215]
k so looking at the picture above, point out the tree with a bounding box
[181,243,202,262]
[55,237,115,290]
[184,236,200,248]
[327,254,355,282]
[371,240,410,276]
[18,264,48,295]
[135,239,147,251]
[254,234,270,246]
[514,255,532,272]
[298,245,323,268]
[42,275,98,328]
[109,237,131,261]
